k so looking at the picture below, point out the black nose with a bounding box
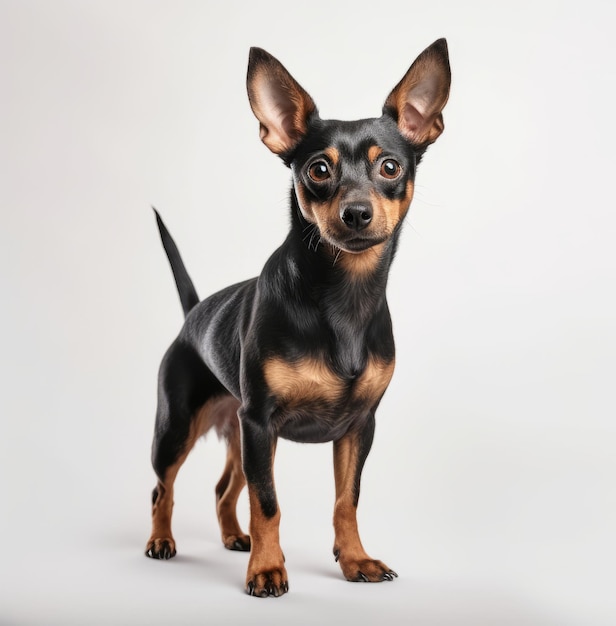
[340,204,372,231]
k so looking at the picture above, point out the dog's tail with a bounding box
[153,208,200,317]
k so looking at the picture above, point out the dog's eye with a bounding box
[308,161,331,182]
[380,159,401,179]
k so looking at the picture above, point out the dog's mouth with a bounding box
[316,221,389,255]
[329,233,388,254]
[339,237,379,253]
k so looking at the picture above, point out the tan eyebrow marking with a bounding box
[324,147,340,165]
[367,145,383,163]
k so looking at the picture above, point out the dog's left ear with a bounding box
[384,38,451,148]
[247,48,317,156]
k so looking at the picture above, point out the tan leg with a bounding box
[240,411,288,597]
[146,394,235,559]
[146,452,189,559]
[245,488,287,597]
[215,421,250,551]
[333,420,397,582]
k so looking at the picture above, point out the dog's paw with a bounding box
[145,537,177,560]
[245,567,289,598]
[335,551,397,582]
[223,533,251,552]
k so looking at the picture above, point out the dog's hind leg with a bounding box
[215,414,251,551]
[145,340,226,559]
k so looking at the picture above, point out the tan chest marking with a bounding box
[263,356,395,407]
[355,357,395,402]
[264,357,343,404]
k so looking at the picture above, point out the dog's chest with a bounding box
[263,355,394,442]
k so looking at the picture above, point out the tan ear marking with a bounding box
[384,38,451,147]
[247,48,317,155]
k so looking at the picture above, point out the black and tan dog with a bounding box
[146,40,451,597]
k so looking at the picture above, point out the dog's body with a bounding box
[146,41,451,597]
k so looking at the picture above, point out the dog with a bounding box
[146,40,451,597]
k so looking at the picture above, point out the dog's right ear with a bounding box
[247,48,317,156]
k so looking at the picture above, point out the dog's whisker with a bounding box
[332,248,342,267]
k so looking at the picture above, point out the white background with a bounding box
[1,1,615,624]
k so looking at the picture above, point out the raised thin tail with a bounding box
[153,208,199,317]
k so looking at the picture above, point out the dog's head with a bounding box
[247,40,450,262]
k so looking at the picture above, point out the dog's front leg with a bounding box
[333,413,398,582]
[239,408,288,597]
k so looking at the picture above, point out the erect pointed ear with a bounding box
[247,48,317,156]
[383,38,451,148]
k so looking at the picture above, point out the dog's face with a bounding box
[247,41,450,257]
[289,116,417,254]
